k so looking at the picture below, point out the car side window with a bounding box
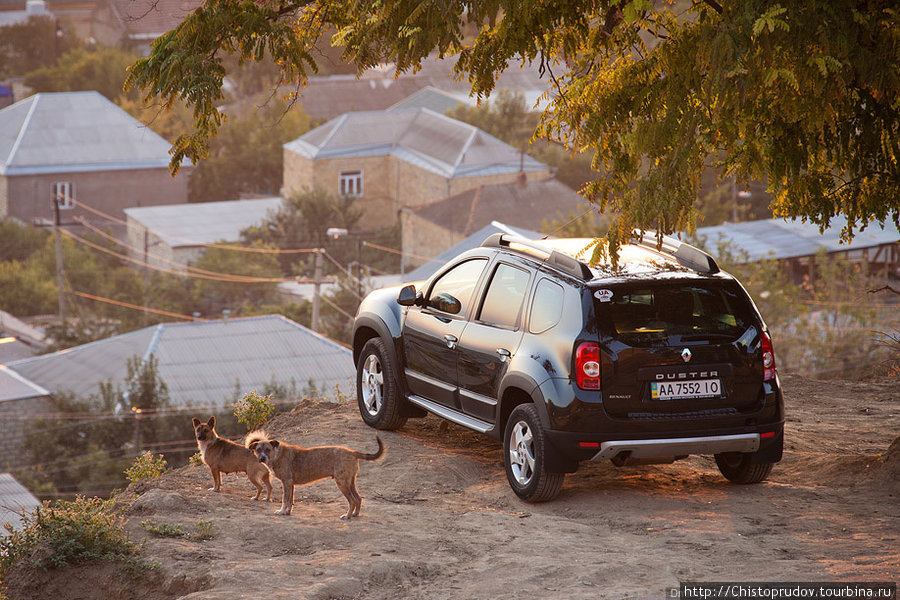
[428,258,488,316]
[529,278,565,334]
[478,263,531,329]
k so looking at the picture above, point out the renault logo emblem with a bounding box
[681,348,692,363]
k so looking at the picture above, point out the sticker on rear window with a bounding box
[594,289,613,303]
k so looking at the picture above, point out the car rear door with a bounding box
[592,279,765,419]
[456,261,531,422]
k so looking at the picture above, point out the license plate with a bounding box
[651,379,722,400]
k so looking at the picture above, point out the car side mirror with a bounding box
[397,284,421,307]
[430,292,462,315]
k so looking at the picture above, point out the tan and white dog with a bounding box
[246,431,384,520]
[192,416,273,501]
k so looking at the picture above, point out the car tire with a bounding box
[714,452,774,484]
[503,404,565,502]
[356,338,407,430]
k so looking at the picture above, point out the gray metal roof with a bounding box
[0,365,49,402]
[694,216,900,262]
[0,473,41,535]
[125,197,283,248]
[284,108,547,179]
[403,221,543,282]
[0,91,183,176]
[5,315,354,406]
[387,86,473,113]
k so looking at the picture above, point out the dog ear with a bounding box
[192,418,200,428]
[271,440,280,448]
[248,441,258,451]
[207,416,216,428]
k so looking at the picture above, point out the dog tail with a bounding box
[244,430,269,449]
[355,435,385,462]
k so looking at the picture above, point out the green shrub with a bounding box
[233,390,274,431]
[124,451,167,483]
[0,496,141,575]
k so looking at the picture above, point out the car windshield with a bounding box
[596,281,755,345]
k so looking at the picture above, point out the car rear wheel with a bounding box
[715,452,774,484]
[356,338,407,430]
[503,404,564,502]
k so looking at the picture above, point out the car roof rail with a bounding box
[630,231,720,274]
[481,233,593,280]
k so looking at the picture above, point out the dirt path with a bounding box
[8,374,899,599]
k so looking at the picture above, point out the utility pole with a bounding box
[53,195,66,332]
[311,249,323,332]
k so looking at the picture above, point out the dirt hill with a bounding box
[5,374,899,600]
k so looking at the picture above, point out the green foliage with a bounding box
[0,497,141,575]
[24,46,140,101]
[124,451,168,483]
[0,16,79,79]
[188,101,312,203]
[233,390,274,431]
[189,243,283,315]
[127,0,900,258]
[0,220,49,262]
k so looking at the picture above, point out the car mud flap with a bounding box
[752,429,783,463]
[546,437,579,473]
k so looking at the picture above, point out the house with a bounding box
[3,314,355,408]
[0,473,41,533]
[124,197,283,271]
[91,0,200,54]
[0,365,52,470]
[283,107,552,231]
[401,178,593,269]
[694,216,900,281]
[0,0,95,41]
[295,54,550,122]
[0,91,190,227]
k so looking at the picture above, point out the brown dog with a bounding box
[246,431,385,520]
[192,416,273,502]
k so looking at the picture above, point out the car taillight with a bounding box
[576,342,601,390]
[761,332,776,381]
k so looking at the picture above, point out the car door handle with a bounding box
[443,334,458,350]
[496,348,511,362]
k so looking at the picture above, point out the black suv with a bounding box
[352,233,784,501]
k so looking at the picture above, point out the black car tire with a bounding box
[356,338,407,430]
[503,404,565,502]
[714,452,774,484]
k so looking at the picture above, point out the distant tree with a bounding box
[188,101,311,203]
[0,220,49,262]
[24,46,139,102]
[117,96,195,144]
[189,243,283,315]
[127,0,900,261]
[0,16,79,79]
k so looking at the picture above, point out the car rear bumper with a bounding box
[588,432,760,461]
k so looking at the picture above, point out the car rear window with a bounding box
[595,281,757,345]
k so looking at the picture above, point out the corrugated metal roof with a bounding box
[0,91,182,176]
[124,197,283,248]
[5,315,354,406]
[695,216,900,262]
[403,221,543,282]
[0,365,49,402]
[284,108,546,179]
[387,86,473,113]
[0,473,41,535]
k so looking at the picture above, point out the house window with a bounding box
[339,170,363,197]
[53,182,75,209]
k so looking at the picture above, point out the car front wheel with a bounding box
[356,338,407,430]
[503,404,564,502]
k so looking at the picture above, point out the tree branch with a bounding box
[701,0,724,14]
